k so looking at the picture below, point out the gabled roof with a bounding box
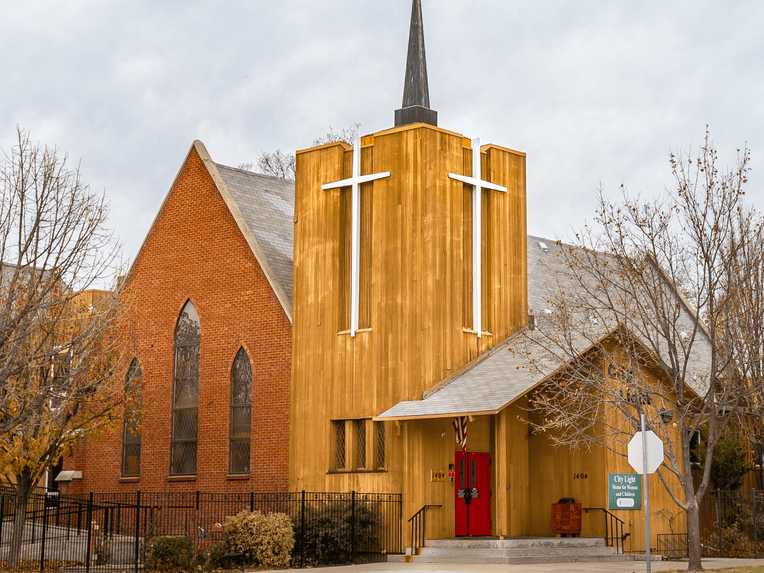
[128,141,295,321]
[196,142,295,321]
[376,235,713,421]
[212,163,294,311]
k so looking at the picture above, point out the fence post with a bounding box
[399,495,403,555]
[350,491,356,564]
[85,492,93,573]
[40,500,49,573]
[104,505,110,539]
[299,490,306,568]
[249,491,254,513]
[0,493,4,547]
[32,498,37,544]
[134,491,141,573]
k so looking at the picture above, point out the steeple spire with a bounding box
[395,0,438,127]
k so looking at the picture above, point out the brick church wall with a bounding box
[63,145,291,493]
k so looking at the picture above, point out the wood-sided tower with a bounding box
[288,0,527,497]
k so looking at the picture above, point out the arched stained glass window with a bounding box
[121,359,142,477]
[170,301,200,475]
[229,347,252,475]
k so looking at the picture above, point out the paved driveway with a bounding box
[267,558,764,573]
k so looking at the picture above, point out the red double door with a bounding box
[454,451,491,537]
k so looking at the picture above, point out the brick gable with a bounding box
[64,143,291,492]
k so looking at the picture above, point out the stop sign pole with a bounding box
[628,413,663,573]
[640,413,651,573]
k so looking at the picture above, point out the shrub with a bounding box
[202,542,230,570]
[221,510,294,569]
[146,536,193,572]
[294,501,380,566]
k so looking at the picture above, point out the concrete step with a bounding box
[425,537,607,549]
[387,553,661,564]
[400,537,644,565]
[413,554,638,564]
[420,547,617,558]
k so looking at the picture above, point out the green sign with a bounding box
[608,473,641,510]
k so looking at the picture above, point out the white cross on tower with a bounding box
[322,136,391,337]
[448,138,507,338]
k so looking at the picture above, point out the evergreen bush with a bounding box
[293,501,380,566]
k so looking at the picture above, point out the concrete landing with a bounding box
[394,537,643,564]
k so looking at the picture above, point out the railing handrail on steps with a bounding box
[583,507,629,554]
[408,504,442,557]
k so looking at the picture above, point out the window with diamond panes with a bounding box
[229,348,252,475]
[121,359,142,477]
[170,301,201,475]
[354,419,366,469]
[374,421,385,470]
[332,421,346,470]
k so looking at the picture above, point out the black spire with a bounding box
[395,0,438,127]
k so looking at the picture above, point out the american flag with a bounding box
[452,416,468,451]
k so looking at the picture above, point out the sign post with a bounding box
[627,414,664,573]
[640,414,652,572]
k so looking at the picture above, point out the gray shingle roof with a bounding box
[214,164,294,309]
[376,235,713,420]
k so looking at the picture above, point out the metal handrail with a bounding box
[583,507,630,554]
[407,504,442,557]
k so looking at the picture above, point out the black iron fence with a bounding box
[0,487,403,572]
[656,489,764,559]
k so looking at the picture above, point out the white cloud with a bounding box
[1,0,762,261]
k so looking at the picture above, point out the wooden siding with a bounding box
[289,123,527,499]
[289,122,688,550]
[600,351,688,551]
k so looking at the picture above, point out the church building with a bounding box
[59,0,709,556]
[288,0,694,551]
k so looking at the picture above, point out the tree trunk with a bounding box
[686,499,704,572]
[8,469,32,568]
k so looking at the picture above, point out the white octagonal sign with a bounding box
[628,430,664,474]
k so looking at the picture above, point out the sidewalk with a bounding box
[270,558,764,573]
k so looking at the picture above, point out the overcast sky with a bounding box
[1,1,762,263]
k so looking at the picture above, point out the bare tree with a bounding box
[241,123,361,180]
[0,128,127,566]
[518,129,762,572]
[722,209,764,458]
[310,123,360,147]
[250,149,296,180]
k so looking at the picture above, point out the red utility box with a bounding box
[551,498,582,537]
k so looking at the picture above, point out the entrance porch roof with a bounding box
[373,327,605,421]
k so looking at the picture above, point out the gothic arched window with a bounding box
[170,301,201,475]
[121,359,142,477]
[229,347,252,475]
